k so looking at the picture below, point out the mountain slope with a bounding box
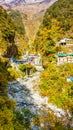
[34,0,73,120]
[34,0,73,55]
[0,0,57,44]
[0,5,15,56]
[9,0,57,44]
[0,5,27,58]
[0,6,26,129]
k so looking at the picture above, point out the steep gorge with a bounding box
[0,0,73,129]
[0,0,57,45]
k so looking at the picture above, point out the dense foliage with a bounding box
[34,0,73,56]
[0,6,15,43]
[0,6,29,129]
[0,6,15,56]
[0,6,27,58]
[20,64,36,75]
[0,59,26,129]
[0,6,20,58]
[40,63,73,111]
[9,10,25,36]
[0,0,73,129]
[33,0,73,128]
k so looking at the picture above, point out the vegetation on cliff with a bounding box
[0,6,28,129]
[0,6,28,58]
[34,0,73,118]
[9,10,25,37]
[0,59,25,129]
[0,0,73,129]
[34,0,73,56]
[0,6,15,55]
[40,63,73,112]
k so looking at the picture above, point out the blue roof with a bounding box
[69,77,73,81]
[67,77,73,81]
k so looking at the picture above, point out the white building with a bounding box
[57,52,73,65]
[59,38,73,46]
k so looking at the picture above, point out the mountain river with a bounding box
[8,71,73,129]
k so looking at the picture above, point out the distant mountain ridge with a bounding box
[0,0,44,5]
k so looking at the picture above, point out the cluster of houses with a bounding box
[9,38,73,79]
[10,53,42,66]
[10,53,44,72]
[56,38,73,82]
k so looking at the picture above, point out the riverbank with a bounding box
[8,71,73,128]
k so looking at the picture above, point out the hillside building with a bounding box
[57,52,73,65]
[56,38,73,47]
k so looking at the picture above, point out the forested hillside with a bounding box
[0,6,28,129]
[9,10,25,37]
[34,0,73,56]
[0,6,15,56]
[0,59,27,129]
[9,10,28,57]
[0,6,27,58]
[0,0,73,129]
[33,0,73,120]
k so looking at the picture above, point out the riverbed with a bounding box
[8,72,73,128]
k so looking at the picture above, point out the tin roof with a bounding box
[57,53,73,57]
[57,53,67,57]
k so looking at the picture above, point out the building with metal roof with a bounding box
[57,52,73,65]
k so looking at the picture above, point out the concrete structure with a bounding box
[60,38,73,46]
[9,54,42,66]
[56,38,73,47]
[57,52,73,65]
